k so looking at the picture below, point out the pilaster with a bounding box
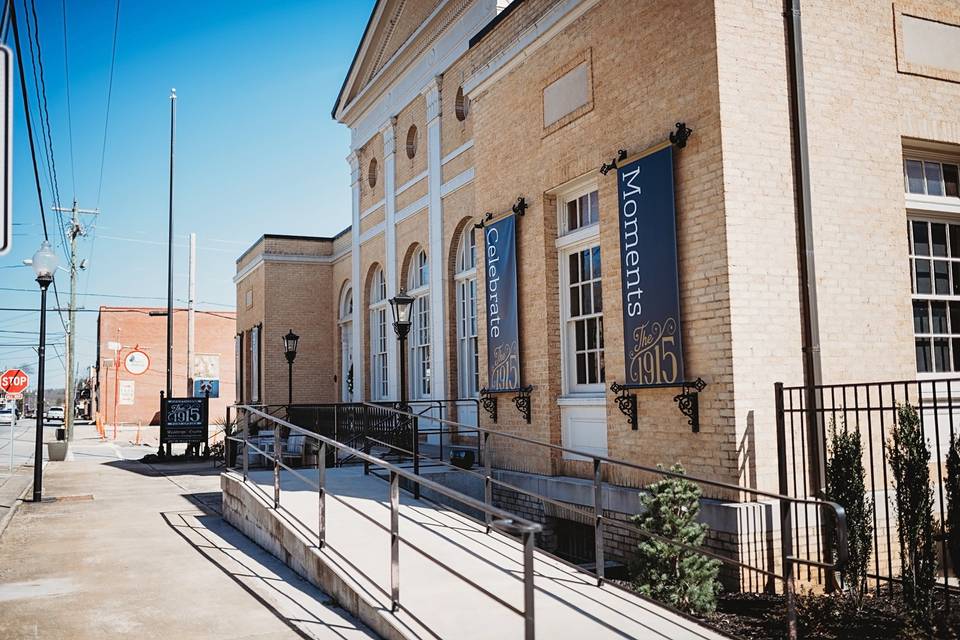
[348,151,364,400]
[381,119,400,399]
[424,76,447,401]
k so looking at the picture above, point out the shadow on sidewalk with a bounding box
[162,508,371,639]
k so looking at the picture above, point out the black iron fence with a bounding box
[776,377,960,600]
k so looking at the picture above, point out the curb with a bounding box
[0,474,34,539]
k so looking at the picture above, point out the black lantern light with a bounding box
[389,291,415,406]
[283,329,299,405]
[388,290,414,339]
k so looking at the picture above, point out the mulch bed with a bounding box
[615,580,960,639]
[711,590,960,639]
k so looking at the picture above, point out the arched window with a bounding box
[339,285,354,401]
[407,248,431,399]
[455,229,478,397]
[369,266,389,400]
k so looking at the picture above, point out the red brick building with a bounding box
[95,306,236,427]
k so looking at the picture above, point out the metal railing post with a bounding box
[523,528,535,640]
[225,406,232,469]
[241,408,248,481]
[390,470,400,612]
[318,442,326,548]
[274,421,281,509]
[484,432,492,532]
[412,415,421,500]
[333,404,339,466]
[593,457,605,585]
[363,405,371,476]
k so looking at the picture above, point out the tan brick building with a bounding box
[237,0,960,583]
[95,306,236,427]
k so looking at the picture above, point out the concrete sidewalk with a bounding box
[0,430,373,639]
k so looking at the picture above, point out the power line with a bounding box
[60,0,74,200]
[8,0,48,239]
[95,0,120,208]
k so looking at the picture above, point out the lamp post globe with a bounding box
[30,240,58,502]
[31,240,58,283]
[283,330,299,405]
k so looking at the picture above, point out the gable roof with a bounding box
[331,0,383,120]
[331,0,448,123]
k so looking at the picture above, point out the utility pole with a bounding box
[52,199,99,441]
[164,88,176,458]
[186,232,195,396]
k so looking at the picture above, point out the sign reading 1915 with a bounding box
[616,143,685,387]
[161,394,208,444]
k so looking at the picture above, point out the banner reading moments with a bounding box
[483,214,521,390]
[617,144,685,386]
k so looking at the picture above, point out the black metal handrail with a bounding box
[356,401,847,639]
[227,404,540,639]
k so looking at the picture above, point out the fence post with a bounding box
[390,470,400,612]
[318,442,326,548]
[484,432,492,533]
[363,405,371,476]
[241,408,248,482]
[593,457,605,586]
[273,421,281,509]
[413,415,421,500]
[775,382,797,639]
[333,404,339,466]
[523,528,535,640]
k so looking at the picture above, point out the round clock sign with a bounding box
[124,349,150,376]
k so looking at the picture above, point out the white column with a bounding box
[423,77,447,401]
[348,151,364,400]
[381,119,400,400]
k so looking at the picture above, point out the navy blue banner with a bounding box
[483,215,521,391]
[617,145,684,386]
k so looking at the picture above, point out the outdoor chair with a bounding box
[281,434,306,467]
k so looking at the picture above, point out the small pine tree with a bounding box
[630,464,721,616]
[825,419,874,610]
[946,434,960,578]
[888,404,936,629]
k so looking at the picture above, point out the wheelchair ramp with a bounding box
[221,466,727,640]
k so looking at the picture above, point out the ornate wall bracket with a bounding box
[669,121,693,148]
[609,381,638,430]
[610,377,707,433]
[480,385,534,424]
[479,391,498,423]
[672,377,707,432]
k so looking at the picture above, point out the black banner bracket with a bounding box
[480,385,534,424]
[610,377,707,433]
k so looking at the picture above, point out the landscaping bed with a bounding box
[708,590,960,639]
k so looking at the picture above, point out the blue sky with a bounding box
[0,0,375,389]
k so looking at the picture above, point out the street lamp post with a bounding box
[30,241,58,502]
[389,290,416,497]
[282,330,299,406]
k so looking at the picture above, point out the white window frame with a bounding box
[339,285,354,401]
[369,268,389,400]
[555,179,605,398]
[455,230,479,398]
[905,150,960,379]
[408,249,432,400]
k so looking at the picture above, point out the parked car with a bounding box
[46,406,65,424]
[0,409,14,426]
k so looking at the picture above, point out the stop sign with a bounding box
[0,369,29,394]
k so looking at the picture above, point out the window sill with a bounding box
[557,394,606,407]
